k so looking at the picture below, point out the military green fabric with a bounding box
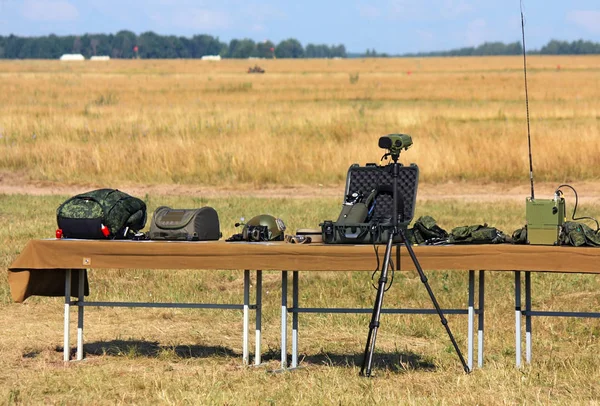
[149,206,220,241]
[57,189,146,238]
[448,224,506,244]
[408,216,449,244]
[242,214,286,241]
[560,221,600,247]
[336,203,369,225]
[511,226,528,244]
[59,199,104,219]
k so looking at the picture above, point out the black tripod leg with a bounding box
[360,233,395,377]
[397,228,471,374]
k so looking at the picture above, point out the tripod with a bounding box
[360,151,470,377]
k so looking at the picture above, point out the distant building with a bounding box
[59,54,85,61]
[201,55,222,61]
[90,56,110,61]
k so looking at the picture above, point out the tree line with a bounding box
[0,31,599,59]
[399,39,600,57]
[0,31,346,59]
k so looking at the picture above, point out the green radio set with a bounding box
[520,8,566,246]
[525,196,565,245]
[518,10,598,246]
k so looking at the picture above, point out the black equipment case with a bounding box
[321,163,419,244]
[148,206,221,241]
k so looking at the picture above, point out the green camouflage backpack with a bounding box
[560,221,600,247]
[57,189,147,239]
[406,216,449,245]
[448,224,506,244]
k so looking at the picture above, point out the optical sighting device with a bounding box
[378,133,413,159]
[360,134,470,377]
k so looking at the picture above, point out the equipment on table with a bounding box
[406,216,449,245]
[296,228,322,243]
[56,189,146,239]
[321,161,418,245]
[226,214,286,242]
[148,206,221,241]
[516,184,600,246]
[516,8,600,246]
[359,134,470,377]
[448,224,506,244]
[526,195,565,245]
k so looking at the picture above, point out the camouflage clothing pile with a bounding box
[406,217,507,245]
[560,221,600,246]
[448,224,507,244]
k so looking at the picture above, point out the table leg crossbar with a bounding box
[279,270,485,372]
[515,270,600,367]
[63,269,263,365]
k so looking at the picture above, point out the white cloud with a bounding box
[21,0,79,22]
[240,4,286,22]
[566,10,600,35]
[357,4,381,19]
[466,18,486,46]
[416,30,434,41]
[441,0,473,19]
[388,0,474,21]
[250,24,265,33]
[388,0,422,20]
[169,9,231,30]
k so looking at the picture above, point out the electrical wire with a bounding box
[555,184,600,231]
[371,243,395,291]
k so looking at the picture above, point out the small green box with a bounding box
[525,197,565,245]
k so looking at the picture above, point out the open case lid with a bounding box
[343,163,419,228]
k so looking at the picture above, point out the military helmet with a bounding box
[242,214,286,241]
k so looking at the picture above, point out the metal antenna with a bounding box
[521,0,535,200]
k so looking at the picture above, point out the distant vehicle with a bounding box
[247,65,265,74]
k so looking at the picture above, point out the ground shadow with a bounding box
[299,350,436,373]
[56,339,238,359]
[54,341,436,373]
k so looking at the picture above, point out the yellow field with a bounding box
[1,56,599,187]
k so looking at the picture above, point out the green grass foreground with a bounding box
[2,193,600,404]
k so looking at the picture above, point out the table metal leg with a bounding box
[478,270,485,368]
[515,271,522,368]
[525,271,532,364]
[255,270,262,366]
[292,271,299,368]
[281,271,288,369]
[468,270,474,370]
[77,269,85,361]
[243,270,250,365]
[63,270,71,362]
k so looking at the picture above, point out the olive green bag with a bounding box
[148,206,221,241]
[147,206,221,241]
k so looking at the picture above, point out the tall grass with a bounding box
[1,57,599,187]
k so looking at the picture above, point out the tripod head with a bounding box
[378,134,412,162]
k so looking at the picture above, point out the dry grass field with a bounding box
[0,56,599,187]
[2,57,600,405]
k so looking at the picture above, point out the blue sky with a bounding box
[0,0,599,54]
